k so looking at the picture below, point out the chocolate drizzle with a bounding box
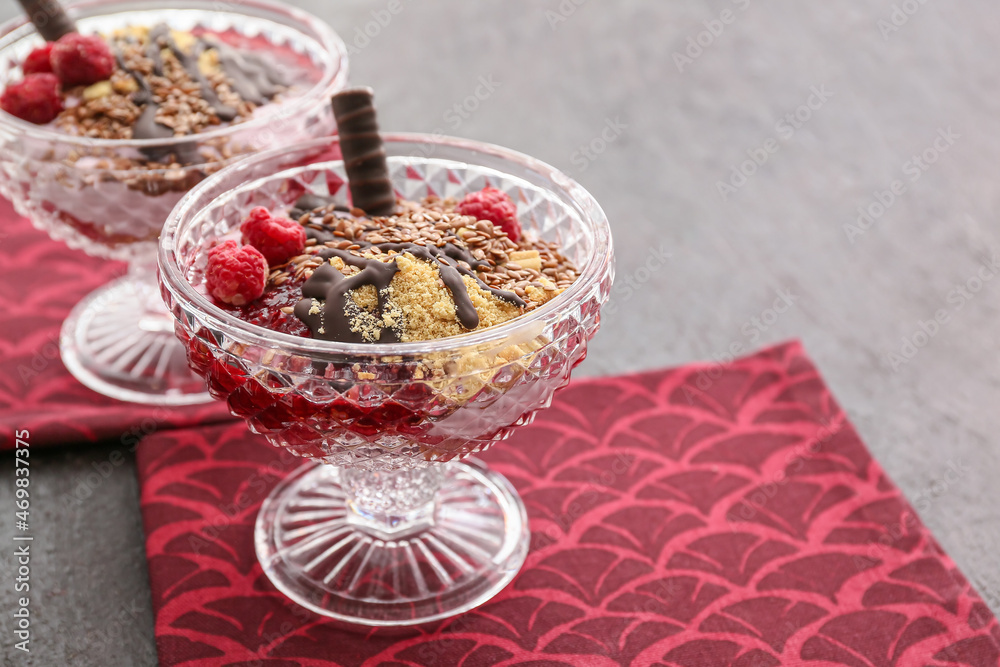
[146,25,289,124]
[210,40,287,105]
[379,242,523,328]
[294,252,400,344]
[294,239,525,343]
[117,24,288,162]
[295,90,524,343]
[115,51,172,141]
[17,0,76,41]
[146,24,168,75]
[115,48,203,163]
[133,104,172,141]
[158,29,239,121]
[330,88,396,216]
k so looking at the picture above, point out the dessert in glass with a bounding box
[158,133,614,626]
[0,0,348,404]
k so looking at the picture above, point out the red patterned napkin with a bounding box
[0,200,230,448]
[137,341,1000,666]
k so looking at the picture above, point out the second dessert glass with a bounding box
[0,0,348,404]
[158,134,614,626]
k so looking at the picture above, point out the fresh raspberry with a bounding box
[206,240,268,306]
[0,73,62,124]
[456,187,521,242]
[50,33,115,86]
[240,207,307,266]
[22,44,55,75]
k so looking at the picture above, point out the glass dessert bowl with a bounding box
[0,0,348,404]
[158,134,614,626]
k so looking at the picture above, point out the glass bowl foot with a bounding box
[255,459,529,628]
[60,276,211,405]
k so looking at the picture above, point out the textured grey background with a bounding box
[2,0,1000,664]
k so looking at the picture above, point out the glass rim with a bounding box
[0,0,349,150]
[158,132,614,358]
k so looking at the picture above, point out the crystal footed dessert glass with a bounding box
[158,134,614,626]
[0,0,348,404]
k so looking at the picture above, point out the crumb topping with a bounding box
[53,25,284,140]
[259,195,579,343]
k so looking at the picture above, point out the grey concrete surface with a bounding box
[2,0,1000,664]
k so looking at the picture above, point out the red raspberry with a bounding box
[0,73,62,124]
[50,33,115,86]
[456,187,521,242]
[206,240,268,306]
[240,207,307,266]
[22,43,55,75]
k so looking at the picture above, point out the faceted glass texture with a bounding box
[0,0,349,262]
[159,135,615,471]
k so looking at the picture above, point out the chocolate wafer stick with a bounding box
[330,88,396,217]
[17,0,76,41]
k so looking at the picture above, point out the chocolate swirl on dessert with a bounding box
[161,30,239,121]
[209,40,287,105]
[330,88,396,217]
[147,25,288,123]
[294,240,525,343]
[379,242,526,327]
[121,25,288,161]
[294,251,400,344]
[114,52,172,141]
[133,104,173,143]
[144,24,237,121]
[17,0,76,41]
[115,49,203,163]
[295,90,526,343]
[146,24,168,75]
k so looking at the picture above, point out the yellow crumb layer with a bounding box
[343,252,530,342]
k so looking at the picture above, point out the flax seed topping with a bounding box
[48,24,289,140]
[214,191,580,344]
